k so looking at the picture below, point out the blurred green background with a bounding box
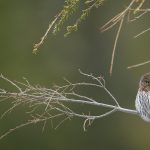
[0,0,150,150]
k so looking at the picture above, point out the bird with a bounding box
[135,72,150,122]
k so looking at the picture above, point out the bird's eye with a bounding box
[145,80,150,84]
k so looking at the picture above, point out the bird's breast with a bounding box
[135,91,150,122]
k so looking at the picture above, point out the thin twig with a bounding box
[134,27,150,38]
[0,74,22,93]
[109,15,124,75]
[0,113,64,140]
[100,0,135,32]
[100,0,149,74]
[0,71,137,140]
[33,12,62,54]
[127,60,150,69]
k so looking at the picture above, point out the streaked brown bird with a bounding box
[135,72,150,121]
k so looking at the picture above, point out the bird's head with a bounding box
[139,72,150,91]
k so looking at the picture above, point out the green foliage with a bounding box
[52,0,105,36]
[64,8,90,37]
[64,0,105,37]
[33,0,105,54]
[53,0,80,35]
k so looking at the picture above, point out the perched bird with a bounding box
[135,72,150,121]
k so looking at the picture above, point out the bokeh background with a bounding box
[0,0,149,150]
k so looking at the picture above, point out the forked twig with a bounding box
[0,70,137,140]
[100,0,149,74]
[33,0,149,74]
[0,113,64,140]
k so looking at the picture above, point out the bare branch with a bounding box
[127,60,150,69]
[109,15,124,76]
[134,27,150,38]
[33,12,62,54]
[0,74,22,93]
[0,113,64,140]
[100,0,149,74]
[0,71,137,140]
[100,0,135,32]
